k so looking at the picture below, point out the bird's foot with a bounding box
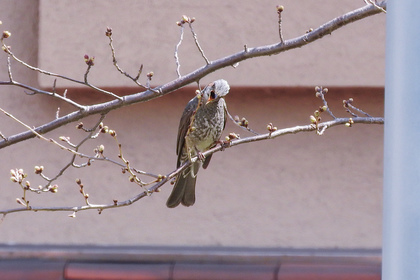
[197,151,206,161]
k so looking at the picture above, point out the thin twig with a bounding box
[315,86,336,119]
[107,28,147,88]
[42,115,107,186]
[0,115,384,216]
[1,39,122,101]
[364,0,387,13]
[174,24,185,78]
[0,2,387,150]
[6,56,13,81]
[0,107,92,159]
[225,108,259,135]
[343,98,372,117]
[2,55,85,109]
[83,62,123,100]
[277,5,285,43]
[114,131,163,190]
[349,103,372,117]
[188,22,210,65]
[0,131,6,141]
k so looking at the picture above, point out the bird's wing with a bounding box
[176,96,198,167]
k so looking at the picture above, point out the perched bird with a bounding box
[166,79,230,208]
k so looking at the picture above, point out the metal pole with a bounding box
[383,0,420,279]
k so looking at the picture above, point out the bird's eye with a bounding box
[210,90,216,99]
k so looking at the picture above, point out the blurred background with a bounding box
[0,0,384,250]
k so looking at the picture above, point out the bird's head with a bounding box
[203,79,230,105]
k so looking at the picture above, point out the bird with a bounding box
[166,79,230,208]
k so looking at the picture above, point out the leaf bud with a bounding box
[227,132,240,140]
[240,117,249,128]
[68,212,76,218]
[267,123,278,133]
[59,136,69,142]
[2,30,11,39]
[16,198,26,206]
[2,45,11,52]
[49,185,58,193]
[105,27,112,37]
[101,126,109,133]
[181,15,189,23]
[84,54,95,66]
[34,165,44,174]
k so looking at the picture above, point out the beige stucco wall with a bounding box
[37,0,385,87]
[0,1,384,248]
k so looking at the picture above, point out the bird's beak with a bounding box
[206,96,214,105]
[206,91,217,104]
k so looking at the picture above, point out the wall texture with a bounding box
[37,0,385,87]
[0,1,384,249]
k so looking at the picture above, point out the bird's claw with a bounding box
[197,152,206,161]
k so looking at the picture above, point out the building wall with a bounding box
[0,1,384,248]
[38,0,385,87]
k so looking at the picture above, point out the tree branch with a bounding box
[0,1,386,150]
[0,115,384,217]
[0,2,386,216]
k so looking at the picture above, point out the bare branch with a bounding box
[343,98,372,117]
[0,79,85,109]
[174,15,210,77]
[364,0,387,13]
[276,5,285,43]
[0,54,85,109]
[1,39,122,101]
[106,27,147,88]
[0,107,87,157]
[188,21,210,65]
[0,115,384,216]
[0,2,386,150]
[174,23,185,78]
[315,86,336,119]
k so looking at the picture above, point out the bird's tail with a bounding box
[166,162,199,208]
